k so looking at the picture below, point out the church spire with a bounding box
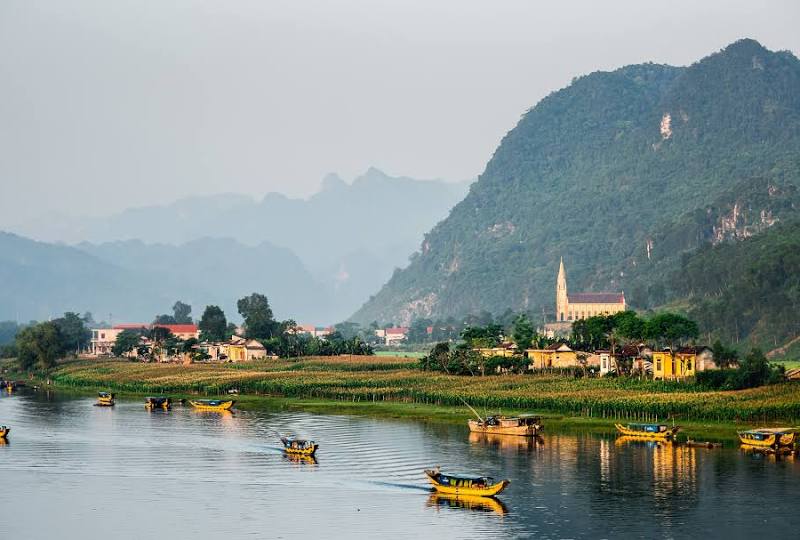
[556,257,568,322]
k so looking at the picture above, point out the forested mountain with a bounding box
[352,39,800,349]
[14,168,469,322]
[0,232,328,323]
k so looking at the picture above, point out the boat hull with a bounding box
[614,423,678,440]
[425,471,509,497]
[738,431,795,449]
[468,420,538,437]
[189,400,235,411]
[0,427,9,439]
[283,444,318,457]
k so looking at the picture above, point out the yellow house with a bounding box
[475,346,517,358]
[652,347,714,379]
[525,343,579,369]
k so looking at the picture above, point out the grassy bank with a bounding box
[37,356,800,427]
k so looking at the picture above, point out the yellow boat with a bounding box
[427,493,508,516]
[0,426,9,439]
[95,392,115,407]
[738,428,797,449]
[614,423,679,440]
[189,399,235,411]
[424,468,509,497]
[281,436,318,456]
[145,396,172,410]
[468,414,542,437]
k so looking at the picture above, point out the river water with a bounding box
[1,389,798,539]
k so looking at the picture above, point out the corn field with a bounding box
[51,358,800,423]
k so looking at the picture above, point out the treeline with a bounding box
[3,313,92,370]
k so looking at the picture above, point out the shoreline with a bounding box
[28,379,751,443]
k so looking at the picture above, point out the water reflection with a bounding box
[468,432,544,453]
[426,493,508,516]
[740,445,797,462]
[283,453,318,466]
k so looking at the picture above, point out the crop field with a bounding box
[49,356,800,423]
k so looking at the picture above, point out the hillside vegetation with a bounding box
[352,39,800,351]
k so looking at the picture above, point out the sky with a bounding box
[1,0,798,227]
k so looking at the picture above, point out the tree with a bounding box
[172,301,192,324]
[334,321,361,340]
[153,314,177,324]
[16,322,65,370]
[198,305,228,342]
[53,311,91,355]
[711,339,739,369]
[407,318,433,343]
[237,293,278,340]
[512,314,535,351]
[461,324,503,348]
[645,312,699,374]
[112,329,143,357]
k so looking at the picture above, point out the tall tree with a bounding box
[172,301,192,324]
[16,322,65,370]
[237,293,278,340]
[53,312,91,355]
[198,305,228,342]
[511,314,535,351]
[112,329,143,357]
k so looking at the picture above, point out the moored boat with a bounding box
[468,414,542,437]
[95,392,115,407]
[145,396,172,410]
[188,399,235,411]
[614,423,679,440]
[280,436,318,456]
[737,428,797,449]
[0,426,9,439]
[424,467,509,497]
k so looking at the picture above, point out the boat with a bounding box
[280,436,318,456]
[614,423,679,440]
[95,392,115,406]
[189,399,235,411]
[685,439,722,449]
[427,493,508,516]
[737,428,797,449]
[0,426,9,439]
[468,414,543,437]
[145,396,172,410]
[424,467,509,497]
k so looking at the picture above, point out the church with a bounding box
[556,257,625,321]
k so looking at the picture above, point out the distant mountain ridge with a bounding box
[351,39,800,349]
[6,169,470,323]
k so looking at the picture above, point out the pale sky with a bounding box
[1,0,798,226]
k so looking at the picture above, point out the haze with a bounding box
[1,0,798,228]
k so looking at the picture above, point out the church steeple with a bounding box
[556,257,568,322]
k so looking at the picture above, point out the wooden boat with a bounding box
[468,414,543,437]
[686,439,722,449]
[188,399,235,411]
[95,392,115,406]
[738,428,797,449]
[614,423,679,440]
[145,396,172,410]
[424,468,509,497]
[427,493,508,516]
[281,436,318,456]
[0,426,9,439]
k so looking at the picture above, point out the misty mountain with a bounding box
[351,40,800,348]
[15,168,469,322]
[0,232,331,324]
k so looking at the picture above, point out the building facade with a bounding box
[556,257,626,322]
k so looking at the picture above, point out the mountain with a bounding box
[0,232,329,324]
[14,168,470,322]
[351,39,800,348]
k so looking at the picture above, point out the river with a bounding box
[1,389,798,539]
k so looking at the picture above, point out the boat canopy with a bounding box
[627,423,667,433]
[98,392,114,398]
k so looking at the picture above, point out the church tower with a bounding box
[556,257,568,322]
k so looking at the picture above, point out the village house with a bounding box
[525,343,582,369]
[198,335,269,362]
[382,327,409,345]
[475,342,517,358]
[652,346,715,380]
[90,323,199,356]
[293,324,333,338]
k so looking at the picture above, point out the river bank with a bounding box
[9,356,800,438]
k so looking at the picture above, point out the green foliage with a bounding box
[237,293,279,340]
[645,313,699,348]
[511,314,534,350]
[172,301,192,324]
[52,312,91,355]
[711,339,739,369]
[460,324,503,349]
[198,305,228,342]
[0,321,21,347]
[16,321,65,370]
[696,348,785,390]
[112,329,143,357]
